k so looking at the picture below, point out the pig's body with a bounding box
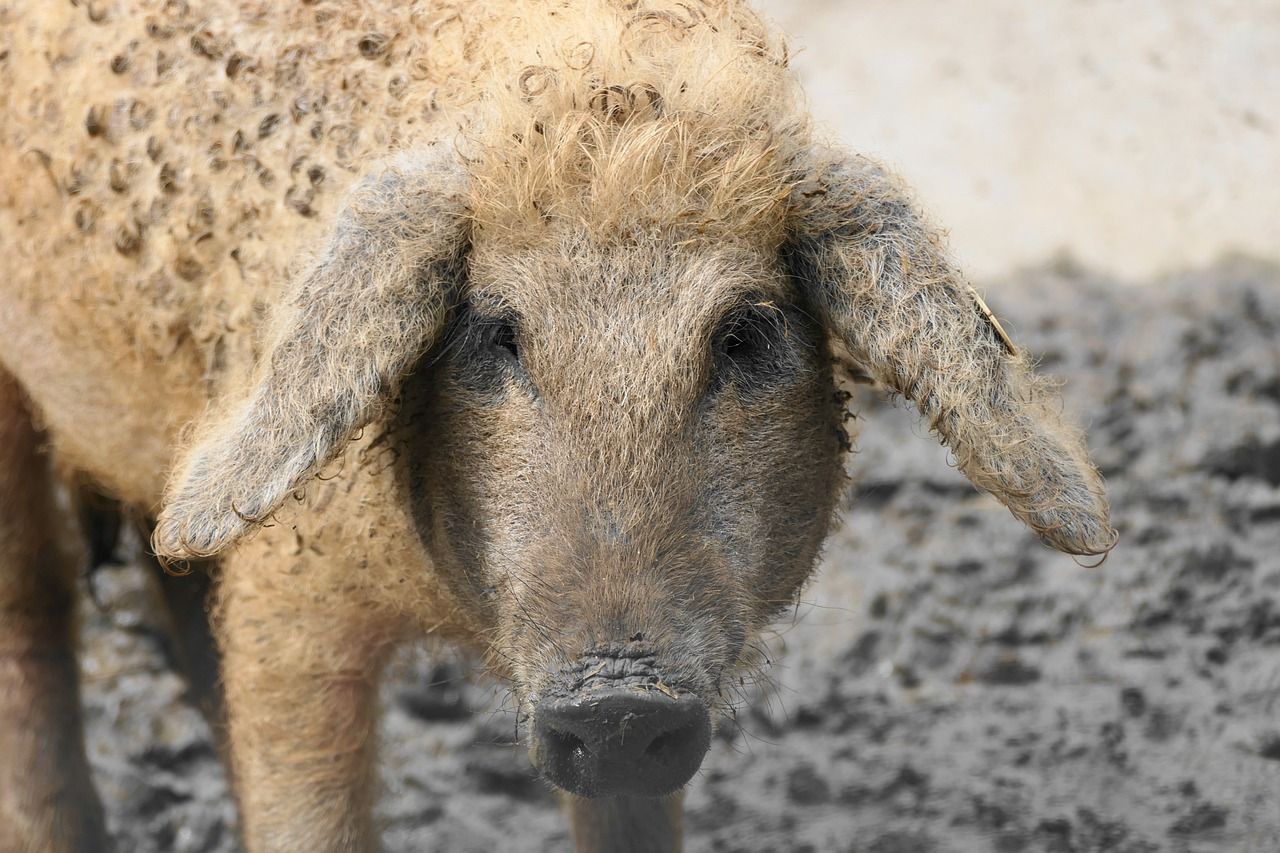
[0,2,1115,851]
[1,0,482,518]
[2,7,513,848]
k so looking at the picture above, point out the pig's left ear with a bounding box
[152,147,470,561]
[784,151,1116,556]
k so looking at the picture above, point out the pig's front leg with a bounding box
[217,540,398,853]
[0,372,108,853]
[564,791,685,853]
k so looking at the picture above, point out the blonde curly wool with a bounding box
[464,0,807,246]
[147,0,823,558]
[0,1,1115,850]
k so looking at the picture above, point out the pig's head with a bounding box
[410,228,843,797]
[154,59,1115,800]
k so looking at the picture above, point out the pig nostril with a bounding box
[645,730,676,762]
[644,722,696,766]
[545,727,589,763]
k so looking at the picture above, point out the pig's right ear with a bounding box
[785,150,1117,557]
[152,147,470,561]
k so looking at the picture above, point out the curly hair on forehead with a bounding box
[464,0,811,245]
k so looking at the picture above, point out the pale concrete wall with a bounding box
[757,0,1280,282]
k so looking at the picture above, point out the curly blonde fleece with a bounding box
[1,0,1118,848]
[462,0,808,246]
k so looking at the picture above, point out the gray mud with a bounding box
[79,259,1280,852]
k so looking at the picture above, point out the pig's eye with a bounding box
[487,320,520,363]
[721,321,765,363]
[446,304,536,397]
[480,316,538,397]
[712,303,792,390]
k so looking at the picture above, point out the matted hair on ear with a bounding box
[152,146,470,561]
[786,150,1117,557]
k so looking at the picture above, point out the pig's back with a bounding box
[0,0,494,505]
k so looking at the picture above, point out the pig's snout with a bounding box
[531,688,711,798]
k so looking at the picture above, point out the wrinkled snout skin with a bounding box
[400,235,846,794]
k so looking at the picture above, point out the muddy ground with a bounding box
[79,258,1280,852]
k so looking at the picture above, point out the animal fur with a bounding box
[0,1,1115,850]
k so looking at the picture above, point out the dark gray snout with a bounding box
[531,688,711,798]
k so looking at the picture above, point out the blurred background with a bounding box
[758,0,1280,282]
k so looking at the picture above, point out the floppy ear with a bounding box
[153,147,470,560]
[786,151,1116,556]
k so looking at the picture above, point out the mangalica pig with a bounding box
[0,1,1114,850]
